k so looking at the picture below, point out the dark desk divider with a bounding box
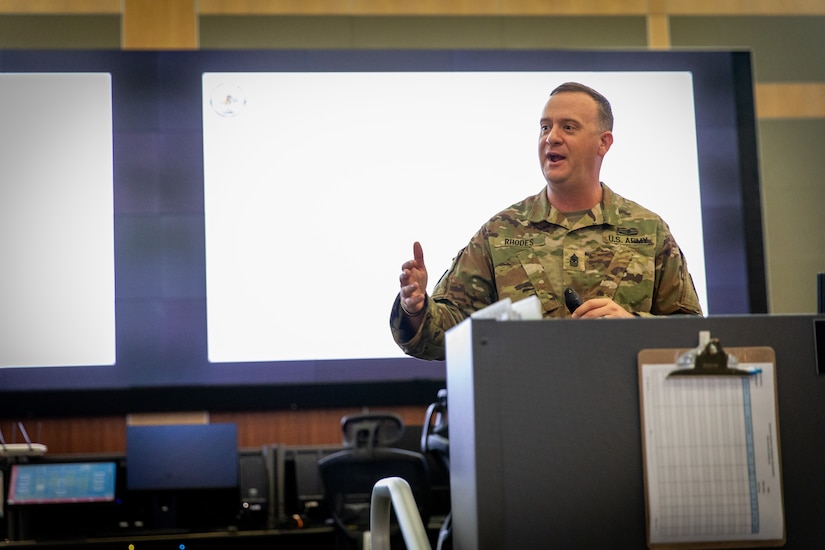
[0,443,350,547]
[446,315,825,549]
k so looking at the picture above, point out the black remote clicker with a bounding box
[564,287,583,313]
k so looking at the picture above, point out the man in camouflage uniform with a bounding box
[391,82,703,361]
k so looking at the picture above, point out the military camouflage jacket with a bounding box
[391,184,703,360]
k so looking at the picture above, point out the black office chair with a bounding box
[421,389,449,469]
[421,390,451,550]
[318,413,431,549]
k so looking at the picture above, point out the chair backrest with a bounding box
[341,412,405,454]
[317,413,431,545]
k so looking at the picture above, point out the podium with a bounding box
[445,315,825,549]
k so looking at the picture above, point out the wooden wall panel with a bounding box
[665,0,825,15]
[198,0,825,17]
[501,0,647,15]
[199,0,650,16]
[122,0,197,49]
[198,0,351,15]
[0,0,120,13]
[213,405,427,448]
[756,83,825,119]
[3,0,825,16]
[1,406,429,454]
[1,418,126,455]
[646,14,670,48]
[352,0,500,15]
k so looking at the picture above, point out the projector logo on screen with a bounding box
[209,83,247,117]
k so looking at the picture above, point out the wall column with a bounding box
[122,0,197,49]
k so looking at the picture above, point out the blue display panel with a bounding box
[7,462,117,505]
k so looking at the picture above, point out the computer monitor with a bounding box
[126,423,238,491]
[7,462,116,505]
[125,423,239,531]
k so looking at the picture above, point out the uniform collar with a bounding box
[527,183,621,226]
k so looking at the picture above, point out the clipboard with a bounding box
[638,337,785,549]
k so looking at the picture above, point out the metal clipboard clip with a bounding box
[668,333,761,378]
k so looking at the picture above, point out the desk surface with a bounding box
[0,526,336,549]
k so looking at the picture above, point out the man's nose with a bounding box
[545,127,561,144]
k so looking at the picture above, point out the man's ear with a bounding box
[598,130,614,156]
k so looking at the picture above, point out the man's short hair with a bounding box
[550,82,614,132]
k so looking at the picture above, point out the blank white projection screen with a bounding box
[202,71,706,362]
[0,73,115,368]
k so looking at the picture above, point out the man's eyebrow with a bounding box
[539,117,580,125]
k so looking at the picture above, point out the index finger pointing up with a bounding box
[413,241,425,267]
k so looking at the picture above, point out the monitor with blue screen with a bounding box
[7,462,117,505]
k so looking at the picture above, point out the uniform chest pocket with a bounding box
[569,244,654,300]
[493,248,562,316]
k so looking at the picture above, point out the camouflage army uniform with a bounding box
[390,183,703,361]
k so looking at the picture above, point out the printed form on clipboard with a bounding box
[638,337,785,549]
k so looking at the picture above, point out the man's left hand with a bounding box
[571,298,635,319]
